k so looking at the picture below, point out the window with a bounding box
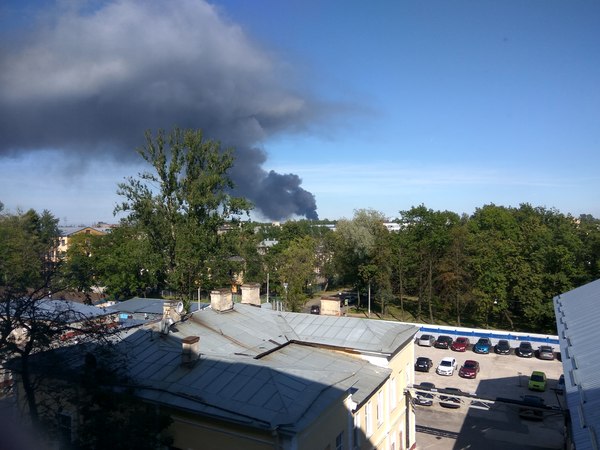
[354,412,361,447]
[365,401,373,437]
[390,377,397,410]
[336,431,343,450]
[377,390,384,426]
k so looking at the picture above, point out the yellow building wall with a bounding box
[169,411,276,450]
[296,394,351,450]
[352,339,416,450]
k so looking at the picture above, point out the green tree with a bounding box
[115,128,252,307]
[91,225,162,300]
[334,209,391,313]
[0,208,109,429]
[399,205,461,322]
[436,222,472,326]
[274,236,317,312]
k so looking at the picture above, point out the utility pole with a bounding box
[368,281,371,318]
[266,272,270,303]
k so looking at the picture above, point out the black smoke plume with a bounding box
[0,0,320,220]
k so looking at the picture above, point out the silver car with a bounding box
[418,334,435,347]
[537,345,555,360]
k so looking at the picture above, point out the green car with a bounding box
[528,371,547,391]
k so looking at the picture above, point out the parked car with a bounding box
[537,345,555,360]
[434,335,454,349]
[451,337,470,352]
[415,357,433,373]
[528,371,547,392]
[310,305,320,315]
[436,357,457,376]
[519,395,545,420]
[459,360,480,379]
[439,387,462,408]
[414,382,436,406]
[556,374,565,395]
[494,339,511,355]
[473,338,491,354]
[417,334,436,347]
[516,341,534,358]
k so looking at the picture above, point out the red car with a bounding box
[459,360,480,379]
[451,337,470,352]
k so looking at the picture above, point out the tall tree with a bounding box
[436,222,472,326]
[274,236,317,312]
[334,209,391,313]
[399,205,460,322]
[0,208,111,428]
[115,128,252,307]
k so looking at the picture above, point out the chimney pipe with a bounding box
[181,336,200,366]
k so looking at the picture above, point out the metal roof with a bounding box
[17,299,112,323]
[58,226,107,236]
[108,297,204,315]
[554,278,600,450]
[110,303,417,433]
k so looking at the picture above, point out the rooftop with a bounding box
[554,278,600,450]
[109,303,418,432]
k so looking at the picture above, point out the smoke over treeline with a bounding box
[0,0,323,219]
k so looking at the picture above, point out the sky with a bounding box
[1,0,599,225]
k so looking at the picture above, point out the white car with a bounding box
[436,357,457,376]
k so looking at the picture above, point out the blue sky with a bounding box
[1,0,599,224]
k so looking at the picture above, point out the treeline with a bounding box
[250,205,600,334]
[332,206,600,334]
[2,129,599,335]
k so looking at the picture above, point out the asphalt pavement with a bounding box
[412,339,565,450]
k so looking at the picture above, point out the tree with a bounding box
[92,224,163,300]
[399,205,461,322]
[115,128,252,307]
[0,209,101,427]
[273,236,317,312]
[334,209,392,314]
[436,222,472,326]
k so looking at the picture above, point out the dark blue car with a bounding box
[473,338,491,354]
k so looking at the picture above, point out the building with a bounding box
[553,278,600,450]
[51,226,107,262]
[12,288,419,449]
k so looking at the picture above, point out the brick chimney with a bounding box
[181,336,200,366]
[241,283,261,306]
[210,289,234,312]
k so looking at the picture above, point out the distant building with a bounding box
[383,222,401,233]
[51,226,107,262]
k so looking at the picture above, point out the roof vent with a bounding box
[181,336,200,367]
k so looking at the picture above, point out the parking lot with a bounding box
[412,336,565,449]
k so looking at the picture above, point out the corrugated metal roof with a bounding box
[554,278,600,450]
[108,297,204,315]
[109,303,416,433]
[280,311,416,355]
[18,299,112,323]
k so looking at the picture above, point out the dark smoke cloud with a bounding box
[0,0,320,220]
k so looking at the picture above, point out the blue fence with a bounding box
[418,326,559,345]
